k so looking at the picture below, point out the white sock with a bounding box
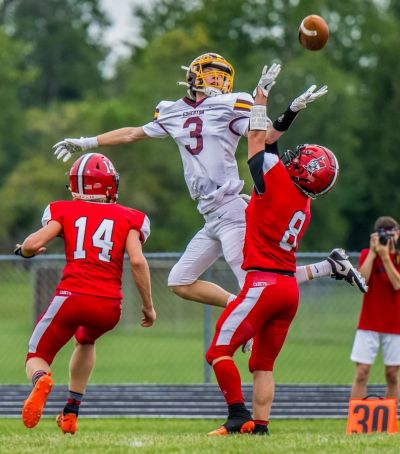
[295,266,309,285]
[226,294,237,306]
[309,260,332,279]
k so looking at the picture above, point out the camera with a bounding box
[377,228,394,245]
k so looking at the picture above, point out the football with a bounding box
[298,15,329,51]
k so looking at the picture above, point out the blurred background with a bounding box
[0,0,399,385]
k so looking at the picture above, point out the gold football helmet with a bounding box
[178,52,235,99]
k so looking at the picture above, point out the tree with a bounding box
[1,0,110,106]
[0,27,35,180]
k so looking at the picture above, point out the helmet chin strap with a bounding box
[177,65,223,98]
[195,86,222,97]
[177,81,222,98]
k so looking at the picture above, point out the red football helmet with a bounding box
[69,153,119,202]
[282,144,339,198]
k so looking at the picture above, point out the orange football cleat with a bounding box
[208,419,255,436]
[56,412,78,434]
[22,373,53,429]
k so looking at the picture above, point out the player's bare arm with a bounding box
[97,126,150,146]
[267,84,328,145]
[248,87,268,160]
[359,233,378,283]
[248,64,281,159]
[125,229,156,327]
[53,126,150,163]
[14,220,62,258]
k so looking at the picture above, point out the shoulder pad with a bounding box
[233,92,253,113]
[153,100,176,119]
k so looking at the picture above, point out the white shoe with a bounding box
[242,338,253,353]
[327,248,368,293]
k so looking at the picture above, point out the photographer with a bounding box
[350,216,400,399]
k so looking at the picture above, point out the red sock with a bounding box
[213,359,244,405]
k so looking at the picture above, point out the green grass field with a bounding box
[1,418,399,454]
[0,260,387,385]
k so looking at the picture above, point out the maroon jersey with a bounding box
[357,249,400,334]
[41,200,150,298]
[242,153,311,272]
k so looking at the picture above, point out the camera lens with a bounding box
[378,228,388,245]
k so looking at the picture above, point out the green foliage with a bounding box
[0,27,35,178]
[2,0,110,106]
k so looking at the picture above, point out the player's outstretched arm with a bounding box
[266,84,328,144]
[252,63,281,98]
[14,221,62,258]
[125,229,156,327]
[53,126,150,163]
[248,63,281,159]
[248,87,268,160]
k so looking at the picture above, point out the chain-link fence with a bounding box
[0,253,385,386]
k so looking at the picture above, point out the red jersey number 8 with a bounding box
[279,211,306,252]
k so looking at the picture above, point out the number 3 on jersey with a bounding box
[183,117,203,155]
[279,211,306,251]
[74,217,114,262]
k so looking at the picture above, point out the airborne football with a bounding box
[298,14,329,51]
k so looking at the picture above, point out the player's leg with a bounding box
[384,366,399,399]
[249,282,299,434]
[168,226,231,307]
[351,363,371,398]
[23,293,77,429]
[205,283,262,435]
[206,273,298,435]
[69,341,96,393]
[57,296,121,434]
[381,334,400,399]
[56,341,96,435]
[252,370,273,435]
[350,330,378,398]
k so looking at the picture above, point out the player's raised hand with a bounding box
[141,305,157,327]
[290,84,328,112]
[53,137,98,162]
[253,63,282,98]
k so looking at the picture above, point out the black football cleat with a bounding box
[327,248,368,293]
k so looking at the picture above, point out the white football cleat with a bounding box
[327,248,368,293]
[242,338,253,354]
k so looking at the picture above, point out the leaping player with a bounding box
[52,53,366,321]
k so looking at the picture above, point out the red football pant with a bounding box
[26,291,121,365]
[206,271,299,372]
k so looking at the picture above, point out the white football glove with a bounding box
[253,63,282,98]
[290,84,328,112]
[53,137,98,162]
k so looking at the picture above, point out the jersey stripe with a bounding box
[216,287,264,345]
[77,153,95,195]
[234,101,252,112]
[28,295,68,353]
[153,109,159,120]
